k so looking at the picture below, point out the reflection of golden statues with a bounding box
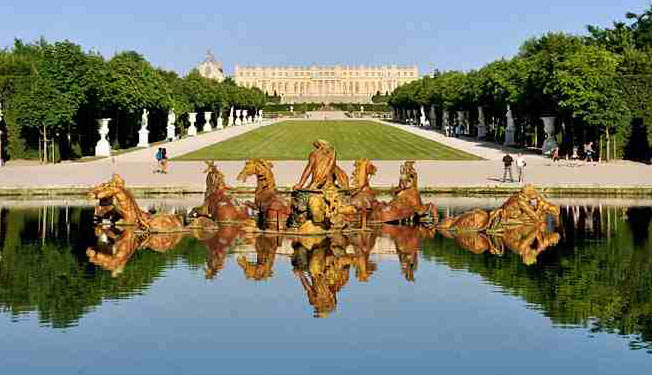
[440,222,560,265]
[294,140,349,190]
[291,237,355,318]
[349,231,378,282]
[382,224,434,281]
[438,184,559,232]
[90,174,184,232]
[500,222,560,265]
[201,225,242,280]
[237,159,291,230]
[86,225,183,277]
[86,226,143,277]
[237,235,280,281]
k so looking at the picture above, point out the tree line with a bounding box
[389,6,652,162]
[0,38,266,161]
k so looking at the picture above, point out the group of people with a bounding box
[502,152,526,183]
[444,124,463,138]
[550,141,596,164]
[154,147,169,174]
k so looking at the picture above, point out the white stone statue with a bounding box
[442,111,450,134]
[203,112,213,132]
[216,109,223,130]
[429,105,436,128]
[290,105,294,113]
[229,106,235,126]
[95,118,111,157]
[235,109,242,126]
[259,110,264,124]
[541,116,558,155]
[456,111,465,134]
[167,110,176,141]
[420,106,427,127]
[187,112,198,136]
[504,105,516,146]
[360,105,364,113]
[243,109,249,124]
[138,109,149,147]
[477,106,487,139]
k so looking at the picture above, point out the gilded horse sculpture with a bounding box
[191,161,249,223]
[90,174,184,232]
[370,161,437,224]
[237,159,291,230]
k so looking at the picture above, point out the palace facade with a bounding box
[233,63,419,103]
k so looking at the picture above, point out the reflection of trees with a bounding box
[423,205,652,351]
[0,207,207,328]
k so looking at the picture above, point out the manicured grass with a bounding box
[174,121,480,160]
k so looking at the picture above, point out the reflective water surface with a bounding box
[0,196,651,374]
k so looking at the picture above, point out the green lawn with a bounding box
[174,121,480,160]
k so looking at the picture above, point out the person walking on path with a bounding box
[585,142,595,163]
[154,147,163,174]
[502,152,514,182]
[552,146,560,164]
[516,153,526,183]
[160,148,169,174]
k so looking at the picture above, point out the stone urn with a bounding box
[95,118,112,157]
[203,112,213,132]
[188,112,198,136]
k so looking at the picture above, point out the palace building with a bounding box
[197,50,225,82]
[232,63,419,103]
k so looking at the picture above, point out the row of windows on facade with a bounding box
[238,80,404,94]
[236,70,416,78]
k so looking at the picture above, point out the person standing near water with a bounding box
[516,152,526,183]
[502,152,514,182]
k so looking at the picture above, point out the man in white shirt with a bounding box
[516,153,526,183]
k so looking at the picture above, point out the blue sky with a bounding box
[0,0,649,75]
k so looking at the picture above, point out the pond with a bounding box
[0,196,651,374]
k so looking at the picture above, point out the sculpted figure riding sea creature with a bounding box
[90,174,184,232]
[191,161,249,223]
[370,161,437,224]
[437,184,559,232]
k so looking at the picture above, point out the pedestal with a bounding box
[95,118,111,157]
[216,116,223,130]
[137,127,149,147]
[504,127,515,146]
[167,124,176,141]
